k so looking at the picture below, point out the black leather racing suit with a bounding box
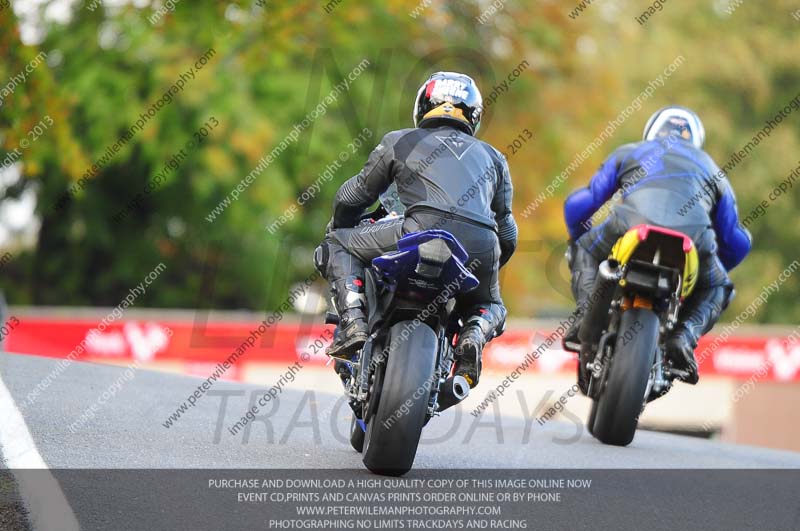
[316,123,518,339]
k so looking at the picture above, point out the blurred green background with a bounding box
[0,0,797,323]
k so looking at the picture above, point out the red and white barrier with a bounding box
[7,317,800,382]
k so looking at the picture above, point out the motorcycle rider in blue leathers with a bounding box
[563,106,751,391]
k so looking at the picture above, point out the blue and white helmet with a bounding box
[643,105,705,149]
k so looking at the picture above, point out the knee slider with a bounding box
[700,284,730,315]
[313,243,329,278]
[722,284,735,310]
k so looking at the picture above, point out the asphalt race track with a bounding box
[1,352,799,530]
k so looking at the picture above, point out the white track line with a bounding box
[0,370,80,531]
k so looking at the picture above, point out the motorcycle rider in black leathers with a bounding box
[563,106,751,390]
[314,72,518,388]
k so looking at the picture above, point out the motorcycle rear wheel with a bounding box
[592,308,659,446]
[350,415,365,453]
[587,399,598,436]
[362,321,437,476]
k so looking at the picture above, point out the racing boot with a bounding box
[455,315,495,388]
[561,242,598,395]
[665,330,699,385]
[326,278,369,360]
[665,285,729,384]
[562,321,581,353]
[562,242,598,353]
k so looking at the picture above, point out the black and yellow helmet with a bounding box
[413,72,483,135]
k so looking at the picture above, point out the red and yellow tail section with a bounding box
[610,224,699,299]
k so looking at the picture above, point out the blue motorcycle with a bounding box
[329,215,478,476]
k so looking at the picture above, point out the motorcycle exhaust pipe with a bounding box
[578,259,622,347]
[437,375,470,412]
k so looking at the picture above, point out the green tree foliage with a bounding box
[0,0,796,323]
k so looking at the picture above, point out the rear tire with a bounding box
[350,415,364,453]
[592,308,659,446]
[587,399,598,436]
[362,321,437,476]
